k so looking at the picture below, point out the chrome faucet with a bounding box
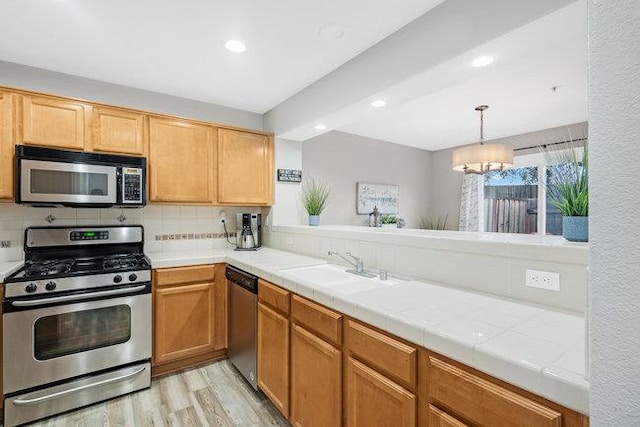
[328,251,364,273]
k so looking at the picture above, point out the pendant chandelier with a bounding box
[452,105,513,174]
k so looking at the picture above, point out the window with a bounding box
[482,146,585,236]
[484,167,538,234]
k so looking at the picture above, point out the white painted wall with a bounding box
[301,131,431,228]
[0,60,263,130]
[269,138,306,226]
[589,1,640,424]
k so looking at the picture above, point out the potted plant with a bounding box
[301,178,330,226]
[544,142,588,242]
[380,214,399,229]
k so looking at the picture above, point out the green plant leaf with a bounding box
[301,178,330,215]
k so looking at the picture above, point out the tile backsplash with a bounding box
[0,203,261,261]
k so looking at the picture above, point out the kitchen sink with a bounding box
[280,264,401,295]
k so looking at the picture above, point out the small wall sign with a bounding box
[277,169,302,182]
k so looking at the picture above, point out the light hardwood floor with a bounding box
[28,360,289,426]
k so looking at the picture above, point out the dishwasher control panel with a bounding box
[225,265,258,293]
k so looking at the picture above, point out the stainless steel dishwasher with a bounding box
[226,265,258,390]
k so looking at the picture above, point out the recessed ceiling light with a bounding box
[225,40,247,53]
[319,24,345,41]
[472,55,494,67]
[314,124,327,130]
[371,100,386,108]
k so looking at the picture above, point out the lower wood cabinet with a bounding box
[291,324,342,427]
[254,282,588,427]
[152,264,226,374]
[346,356,416,427]
[257,302,290,417]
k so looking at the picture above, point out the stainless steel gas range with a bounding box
[2,225,152,426]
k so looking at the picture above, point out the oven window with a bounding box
[34,305,131,360]
[31,169,109,196]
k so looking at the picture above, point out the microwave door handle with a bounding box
[11,285,147,307]
[12,365,147,406]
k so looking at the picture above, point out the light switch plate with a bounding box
[526,269,560,291]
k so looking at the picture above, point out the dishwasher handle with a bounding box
[226,265,258,294]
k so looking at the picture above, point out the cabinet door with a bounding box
[90,106,146,155]
[291,324,341,427]
[21,95,86,149]
[148,117,216,203]
[427,405,468,427]
[154,282,216,364]
[257,302,290,417]
[346,357,416,427]
[217,128,273,205]
[0,92,14,199]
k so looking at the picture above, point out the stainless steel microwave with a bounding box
[15,145,146,208]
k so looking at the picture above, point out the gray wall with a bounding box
[430,122,588,230]
[0,60,263,130]
[589,1,640,424]
[302,131,431,228]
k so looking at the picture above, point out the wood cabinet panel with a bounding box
[0,92,14,199]
[257,302,290,418]
[154,265,216,287]
[346,319,417,390]
[154,281,216,364]
[428,405,468,427]
[346,356,416,427]
[148,117,216,203]
[90,106,146,155]
[21,95,86,149]
[291,324,341,427]
[258,279,290,315]
[291,295,342,347]
[217,128,273,205]
[428,356,562,427]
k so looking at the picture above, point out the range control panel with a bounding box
[70,230,109,241]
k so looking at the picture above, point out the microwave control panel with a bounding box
[122,168,143,203]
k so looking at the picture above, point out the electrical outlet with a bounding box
[526,269,560,291]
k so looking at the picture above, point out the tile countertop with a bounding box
[136,248,589,414]
[0,261,25,283]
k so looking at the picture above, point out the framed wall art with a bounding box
[356,182,399,214]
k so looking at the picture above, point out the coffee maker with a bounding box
[235,213,262,250]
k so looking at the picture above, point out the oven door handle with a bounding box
[12,366,147,406]
[11,285,147,307]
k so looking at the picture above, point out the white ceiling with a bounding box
[320,1,588,150]
[0,0,443,113]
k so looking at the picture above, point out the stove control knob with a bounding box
[113,275,123,284]
[25,283,37,293]
[45,281,57,291]
[128,273,138,282]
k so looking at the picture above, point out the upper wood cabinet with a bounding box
[0,92,15,200]
[217,128,273,205]
[20,95,86,150]
[148,117,216,204]
[90,106,146,155]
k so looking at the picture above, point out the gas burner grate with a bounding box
[102,255,140,271]
[24,259,74,277]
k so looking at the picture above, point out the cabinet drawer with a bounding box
[154,265,216,287]
[428,405,468,427]
[258,279,290,315]
[291,295,342,346]
[428,356,562,427]
[346,320,417,391]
